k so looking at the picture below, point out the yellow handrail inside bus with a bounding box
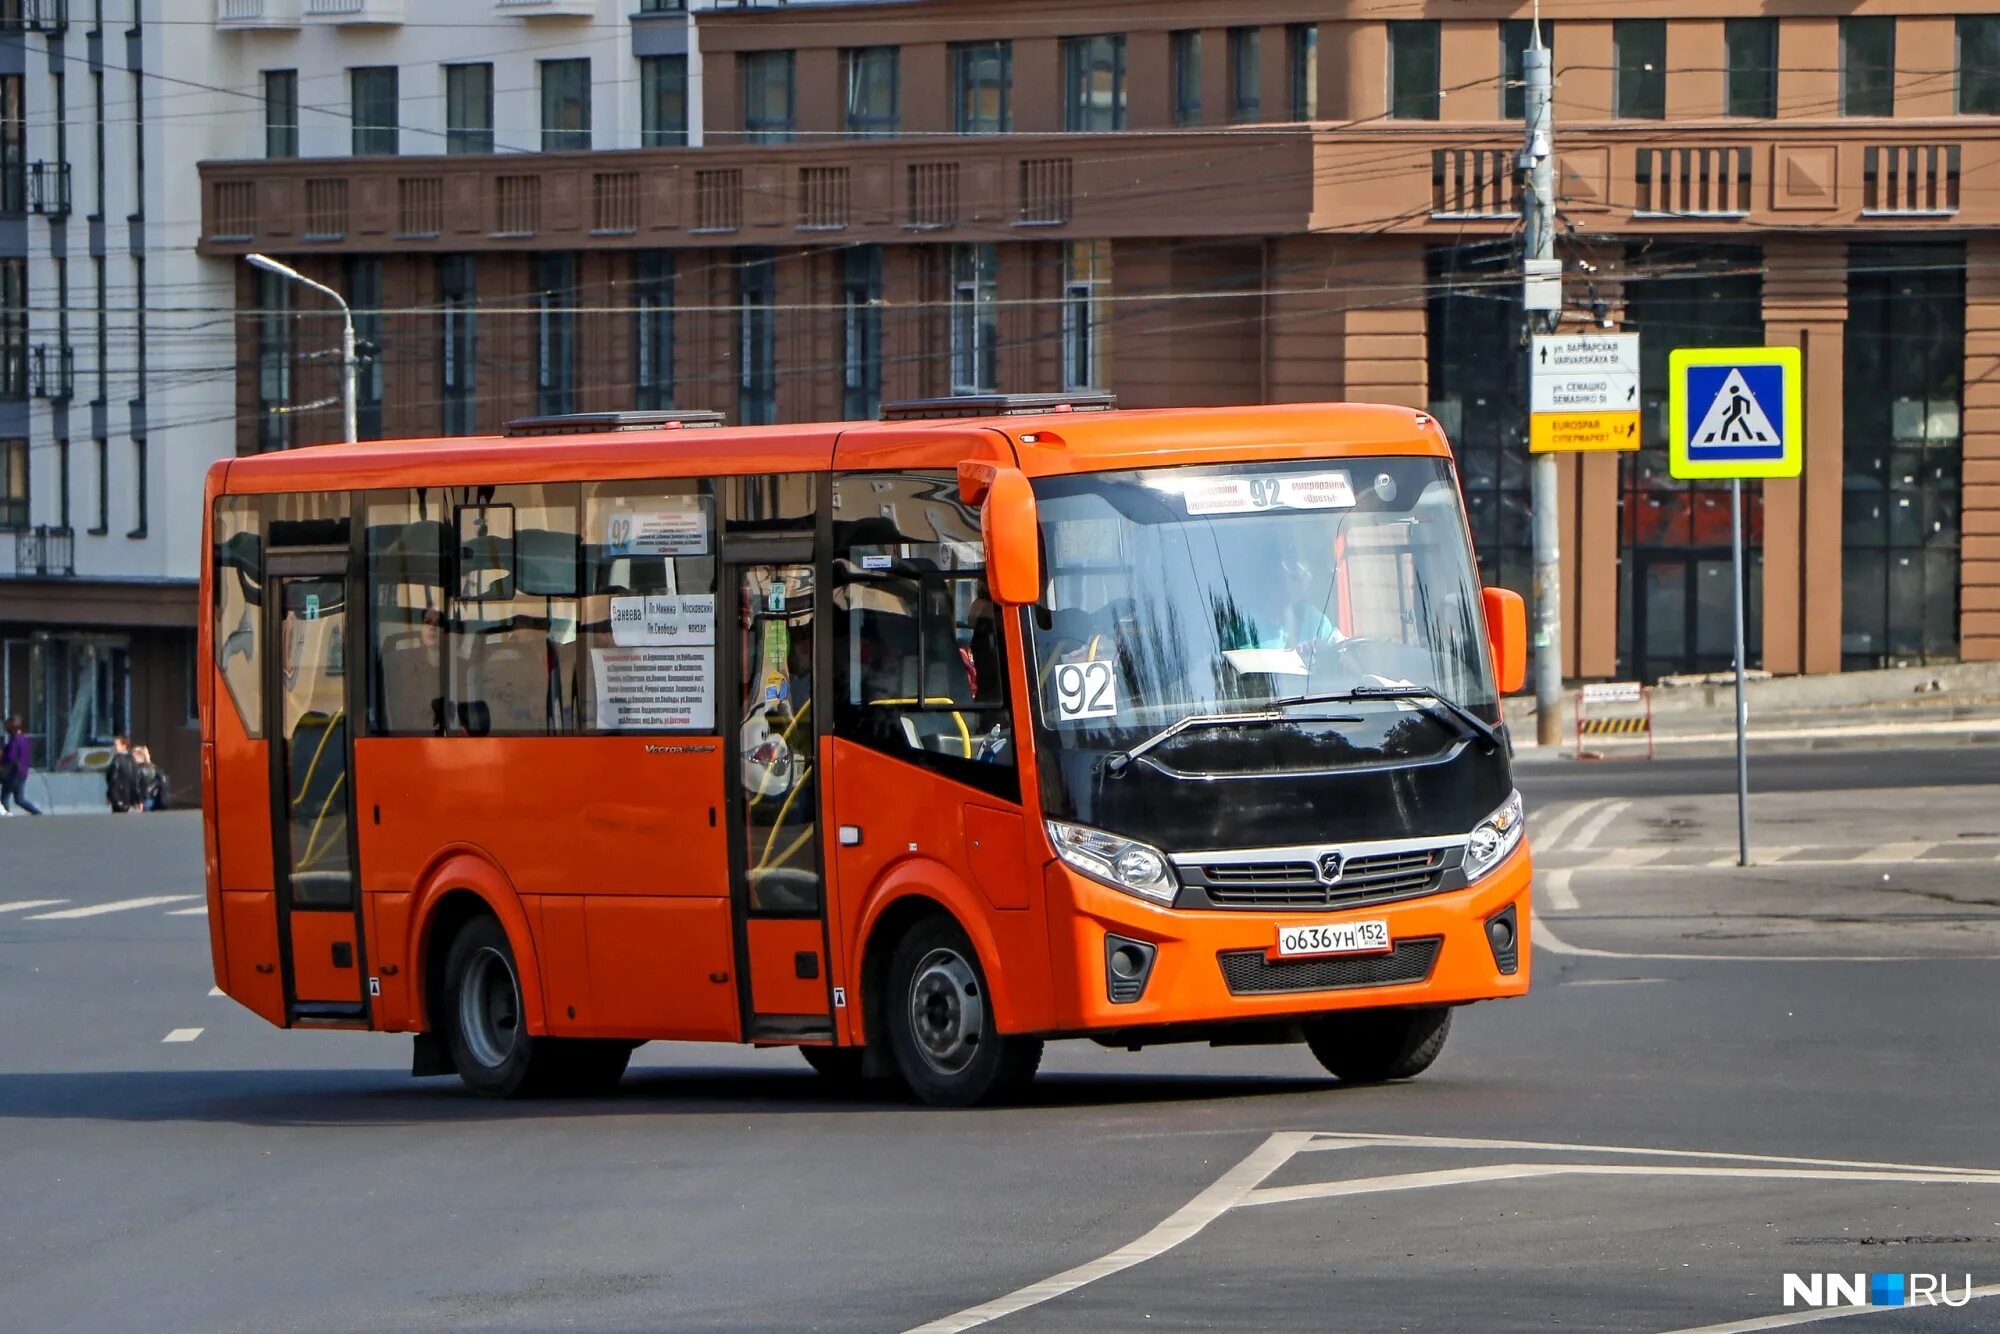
[747,699,810,810]
[297,770,348,871]
[290,709,344,806]
[756,764,814,869]
[866,698,973,757]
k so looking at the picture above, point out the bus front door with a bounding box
[727,557,834,1040]
[265,561,367,1021]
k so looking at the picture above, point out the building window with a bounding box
[743,51,796,144]
[92,438,107,534]
[841,246,882,421]
[845,46,899,138]
[1842,17,1896,117]
[1062,241,1110,393]
[952,40,1011,135]
[1289,24,1318,121]
[1501,20,1553,120]
[257,268,291,451]
[738,249,777,426]
[128,439,145,539]
[1171,31,1201,126]
[1228,28,1260,123]
[536,252,576,417]
[0,76,22,214]
[641,54,689,147]
[440,255,476,437]
[635,251,674,411]
[541,58,591,152]
[347,256,383,440]
[264,69,298,157]
[1428,246,1529,602]
[1064,35,1126,132]
[0,258,23,401]
[1960,17,2000,115]
[951,243,997,394]
[446,63,494,154]
[1725,20,1778,119]
[0,438,24,530]
[1615,20,1667,120]
[350,66,399,156]
[1388,22,1440,121]
[1843,244,1965,670]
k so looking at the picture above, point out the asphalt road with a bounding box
[4,750,2000,1333]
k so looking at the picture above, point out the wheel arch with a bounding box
[854,859,1025,1045]
[407,847,548,1037]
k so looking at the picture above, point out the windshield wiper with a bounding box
[1338,684,1503,754]
[1104,693,1366,775]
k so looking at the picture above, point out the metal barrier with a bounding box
[1574,681,1654,760]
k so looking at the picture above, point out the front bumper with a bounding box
[1048,842,1533,1033]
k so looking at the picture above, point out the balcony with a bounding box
[2,0,69,32]
[492,0,595,16]
[27,161,70,219]
[214,0,300,27]
[14,526,75,579]
[31,344,74,403]
[302,0,401,24]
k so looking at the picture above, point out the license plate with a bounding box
[1275,920,1391,959]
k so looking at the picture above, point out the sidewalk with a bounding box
[1507,659,2000,757]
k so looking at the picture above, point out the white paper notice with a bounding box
[610,593,717,647]
[606,504,708,557]
[592,647,715,730]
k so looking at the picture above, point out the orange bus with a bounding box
[199,396,1530,1106]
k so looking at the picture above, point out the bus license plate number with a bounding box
[1276,921,1391,959]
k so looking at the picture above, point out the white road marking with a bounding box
[1247,1163,2000,1210]
[1705,847,1801,867]
[161,1028,203,1043]
[1657,1282,2000,1333]
[165,905,208,917]
[1531,798,1605,853]
[25,894,199,920]
[0,899,68,914]
[1567,799,1630,852]
[1583,847,1670,869]
[1534,918,2000,964]
[1294,1131,2000,1179]
[1851,841,1935,864]
[208,986,224,997]
[1543,868,1580,912]
[1562,977,1665,987]
[902,1131,1317,1333]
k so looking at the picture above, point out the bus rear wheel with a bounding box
[440,916,630,1097]
[1303,1006,1452,1084]
[884,918,1042,1107]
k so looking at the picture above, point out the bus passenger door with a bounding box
[726,556,834,1040]
[265,559,367,1021]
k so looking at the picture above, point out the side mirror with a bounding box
[974,467,1042,606]
[1483,587,1526,696]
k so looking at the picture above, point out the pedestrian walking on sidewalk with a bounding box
[133,744,167,811]
[1,715,44,815]
[105,735,143,814]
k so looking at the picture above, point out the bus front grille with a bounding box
[1192,848,1447,908]
[1216,937,1443,996]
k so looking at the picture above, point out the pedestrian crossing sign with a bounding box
[1668,346,1803,480]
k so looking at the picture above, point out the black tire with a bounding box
[799,1045,868,1087]
[1303,1006,1452,1084]
[440,917,631,1098]
[883,917,1043,1107]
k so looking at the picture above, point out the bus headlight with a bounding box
[1046,820,1178,906]
[1463,790,1526,882]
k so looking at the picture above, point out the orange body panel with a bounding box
[210,702,273,896]
[534,894,594,1034]
[290,911,363,1003]
[367,892,415,1029]
[964,805,1030,912]
[584,897,740,1041]
[219,890,285,1026]
[746,918,830,1018]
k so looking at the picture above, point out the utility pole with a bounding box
[245,252,359,446]
[1521,10,1562,748]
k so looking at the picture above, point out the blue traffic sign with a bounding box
[1668,347,1803,480]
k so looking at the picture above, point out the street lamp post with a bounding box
[245,252,358,446]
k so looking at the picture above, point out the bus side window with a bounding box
[446,484,581,736]
[578,480,717,734]
[213,496,265,738]
[831,473,1017,799]
[365,490,449,735]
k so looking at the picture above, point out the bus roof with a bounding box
[212,402,1450,495]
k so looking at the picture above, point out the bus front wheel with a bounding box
[1302,1006,1452,1084]
[884,918,1042,1107]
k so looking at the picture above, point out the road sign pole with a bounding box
[1524,26,1561,748]
[1730,478,1750,867]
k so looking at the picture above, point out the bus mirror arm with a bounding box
[978,468,1043,607]
[1483,587,1527,697]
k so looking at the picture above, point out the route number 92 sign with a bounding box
[1053,660,1118,721]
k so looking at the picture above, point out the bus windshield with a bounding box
[1028,456,1496,761]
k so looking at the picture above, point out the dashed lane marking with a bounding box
[24,895,199,920]
[161,1028,203,1043]
[1568,799,1631,852]
[164,905,208,917]
[1657,1281,2000,1332]
[0,899,68,914]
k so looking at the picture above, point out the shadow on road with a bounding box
[0,1065,1339,1126]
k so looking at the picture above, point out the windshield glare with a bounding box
[1028,456,1497,744]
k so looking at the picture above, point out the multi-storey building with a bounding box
[191,1,1998,694]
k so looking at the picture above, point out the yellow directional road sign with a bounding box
[1668,346,1803,480]
[1530,412,1641,454]
[1530,333,1642,454]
